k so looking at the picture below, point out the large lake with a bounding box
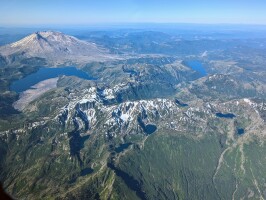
[185,60,207,76]
[10,67,92,93]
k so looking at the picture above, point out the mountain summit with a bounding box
[0,31,115,64]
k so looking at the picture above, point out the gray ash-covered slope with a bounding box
[0,31,116,64]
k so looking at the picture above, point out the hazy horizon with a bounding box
[1,0,266,26]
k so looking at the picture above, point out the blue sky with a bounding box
[0,0,266,25]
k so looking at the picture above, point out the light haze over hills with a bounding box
[0,0,266,25]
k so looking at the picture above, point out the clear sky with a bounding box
[0,0,266,25]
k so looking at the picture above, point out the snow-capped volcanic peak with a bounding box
[11,31,89,47]
[7,31,97,53]
[10,33,39,48]
[0,31,114,63]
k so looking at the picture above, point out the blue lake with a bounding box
[80,168,93,176]
[216,113,236,119]
[237,128,245,135]
[137,116,157,135]
[175,99,189,107]
[185,60,207,76]
[115,143,133,153]
[10,67,93,93]
[145,124,157,135]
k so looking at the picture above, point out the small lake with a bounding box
[216,112,236,119]
[80,168,93,176]
[237,128,245,135]
[10,67,93,93]
[185,60,207,76]
[137,117,157,135]
[115,143,133,153]
[145,124,157,135]
[175,99,189,107]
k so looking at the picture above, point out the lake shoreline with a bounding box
[10,66,92,93]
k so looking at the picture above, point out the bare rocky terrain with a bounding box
[13,77,59,111]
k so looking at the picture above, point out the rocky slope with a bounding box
[0,80,265,199]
